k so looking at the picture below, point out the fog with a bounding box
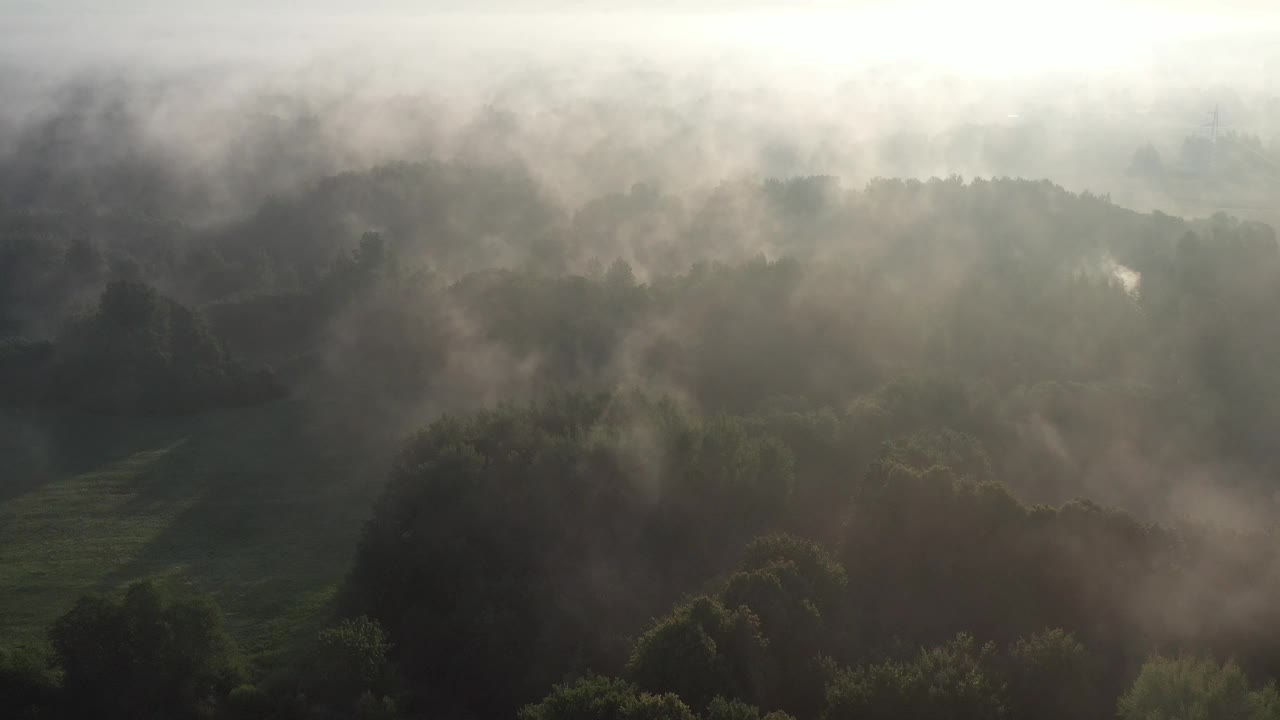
[5,4,1280,720]
[2,1,1279,505]
[3,4,1278,217]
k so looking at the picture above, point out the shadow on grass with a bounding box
[0,408,201,503]
[89,396,398,652]
[3,391,415,654]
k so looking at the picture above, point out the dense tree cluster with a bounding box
[1129,131,1280,217]
[1116,654,1280,720]
[0,582,242,720]
[1,279,283,414]
[0,583,403,720]
[339,393,793,716]
[9,153,1280,719]
[175,174,1280,509]
[327,392,1280,718]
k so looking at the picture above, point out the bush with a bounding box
[49,581,242,720]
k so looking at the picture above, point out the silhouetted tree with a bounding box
[49,582,241,720]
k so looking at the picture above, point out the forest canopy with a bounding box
[4,7,1280,719]
[7,158,1280,719]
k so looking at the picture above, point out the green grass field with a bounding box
[0,396,396,659]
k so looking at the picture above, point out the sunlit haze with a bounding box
[5,3,1280,720]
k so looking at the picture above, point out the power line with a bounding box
[1197,104,1226,176]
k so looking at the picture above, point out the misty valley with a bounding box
[4,4,1280,720]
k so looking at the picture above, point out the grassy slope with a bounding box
[0,396,394,659]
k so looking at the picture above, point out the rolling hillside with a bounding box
[0,397,391,659]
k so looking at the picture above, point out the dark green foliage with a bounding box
[48,280,285,413]
[341,393,794,716]
[0,646,59,720]
[721,535,848,717]
[14,148,1280,720]
[205,231,449,412]
[519,678,796,720]
[295,616,398,717]
[628,596,771,710]
[817,630,1102,720]
[842,460,1144,649]
[570,184,686,276]
[1117,654,1277,720]
[48,581,242,720]
[14,173,1280,503]
[521,676,698,720]
[207,161,566,294]
[841,462,1030,647]
[1003,629,1101,720]
[217,616,401,720]
[224,684,274,718]
[881,427,993,481]
[829,452,1280,712]
[352,691,400,720]
[704,696,796,720]
[624,535,844,717]
[338,384,1280,719]
[823,634,1006,720]
[1255,684,1280,720]
[0,227,108,339]
[727,534,847,637]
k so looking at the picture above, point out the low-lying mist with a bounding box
[3,7,1280,521]
[5,6,1280,719]
[3,5,1278,218]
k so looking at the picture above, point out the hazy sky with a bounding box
[4,0,1280,20]
[2,0,1277,93]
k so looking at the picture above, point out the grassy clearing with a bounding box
[0,396,395,658]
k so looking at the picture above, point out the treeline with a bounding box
[5,161,1268,315]
[195,202,1280,512]
[8,161,1280,718]
[0,279,283,414]
[1130,131,1280,199]
[9,392,1280,719]
[7,173,1280,505]
[0,581,401,720]
[336,393,1280,718]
